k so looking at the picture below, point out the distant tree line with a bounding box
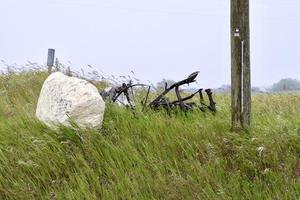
[270,78,300,91]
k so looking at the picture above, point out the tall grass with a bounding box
[0,70,299,199]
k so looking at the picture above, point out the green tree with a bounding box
[271,78,300,91]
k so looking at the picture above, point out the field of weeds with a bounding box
[0,71,299,199]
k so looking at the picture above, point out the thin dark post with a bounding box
[47,49,55,73]
[231,0,251,130]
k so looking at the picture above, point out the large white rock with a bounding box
[36,72,105,129]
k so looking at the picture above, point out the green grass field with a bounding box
[0,71,299,199]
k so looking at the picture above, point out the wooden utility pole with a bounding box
[47,48,55,73]
[231,0,251,130]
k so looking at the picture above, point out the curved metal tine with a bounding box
[175,86,186,112]
[205,89,216,113]
[171,90,199,104]
[142,86,151,112]
[124,89,135,110]
[198,89,207,112]
[198,89,204,104]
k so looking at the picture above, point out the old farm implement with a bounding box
[100,71,216,113]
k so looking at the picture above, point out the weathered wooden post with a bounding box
[47,48,55,73]
[231,0,251,130]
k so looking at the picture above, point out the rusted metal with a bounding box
[100,71,217,114]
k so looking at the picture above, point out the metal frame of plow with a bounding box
[148,71,216,113]
[101,72,217,114]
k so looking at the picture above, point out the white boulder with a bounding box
[36,72,105,129]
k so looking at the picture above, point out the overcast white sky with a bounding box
[0,0,299,88]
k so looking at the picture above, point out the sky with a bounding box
[0,0,299,88]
